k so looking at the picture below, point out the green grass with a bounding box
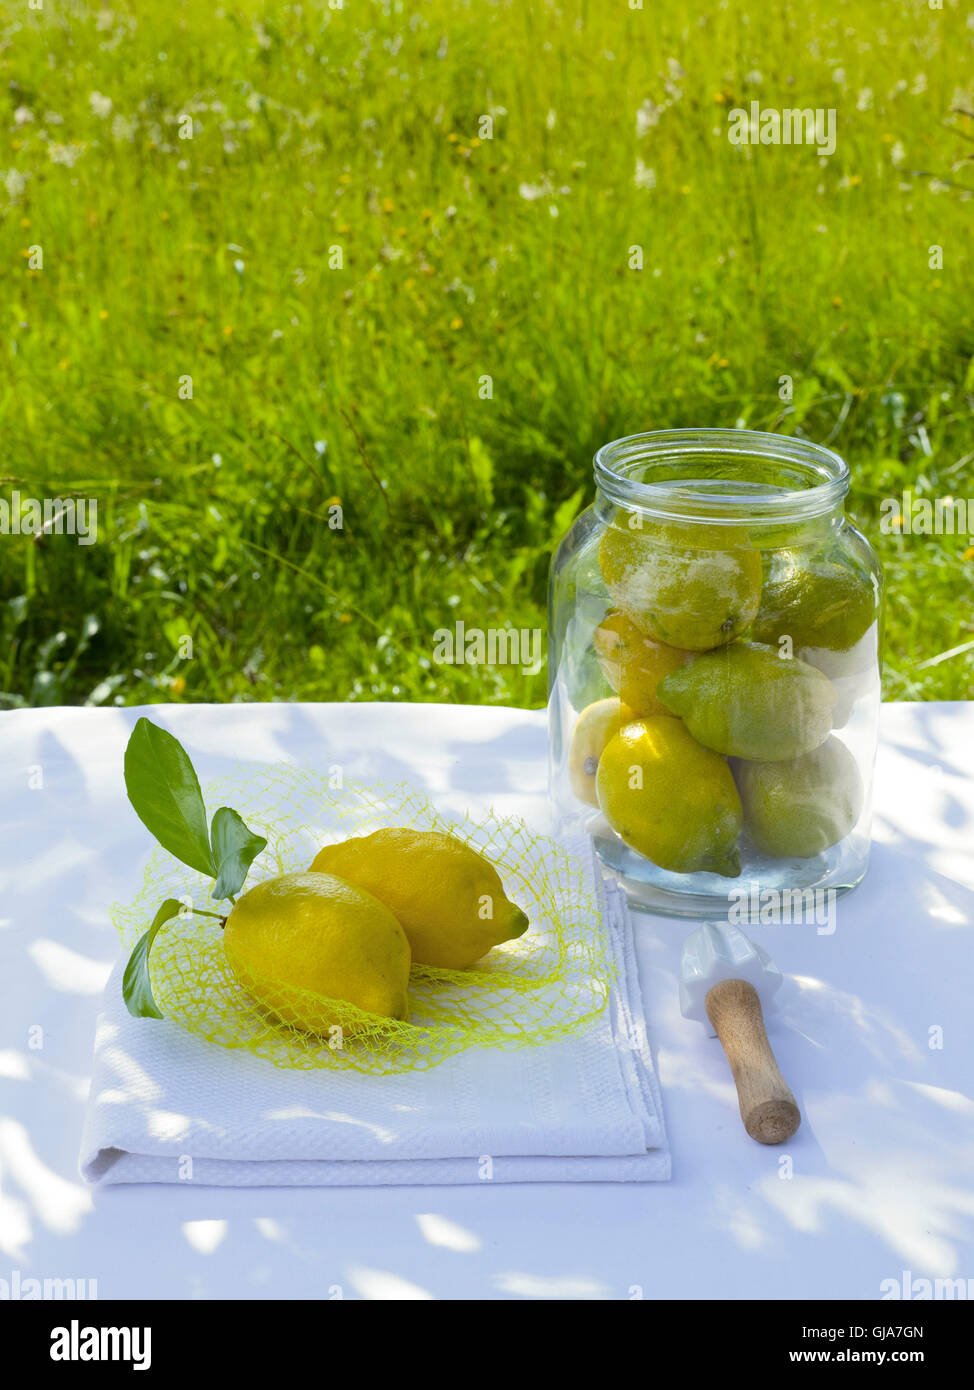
[1,0,972,709]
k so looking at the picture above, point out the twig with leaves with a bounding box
[121,717,267,1019]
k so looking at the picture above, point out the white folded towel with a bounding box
[80,842,669,1186]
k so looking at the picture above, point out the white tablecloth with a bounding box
[1,700,972,1299]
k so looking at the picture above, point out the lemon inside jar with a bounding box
[598,511,762,651]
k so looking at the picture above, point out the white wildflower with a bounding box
[5,169,26,198]
[890,141,906,167]
[444,277,475,302]
[634,159,656,190]
[636,99,661,137]
[89,91,113,118]
[14,106,33,126]
[112,115,136,141]
[48,144,84,167]
[856,87,873,111]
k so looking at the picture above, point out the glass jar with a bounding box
[548,429,883,917]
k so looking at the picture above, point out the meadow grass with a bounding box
[0,0,972,709]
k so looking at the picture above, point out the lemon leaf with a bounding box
[123,898,183,1019]
[210,806,267,900]
[123,717,215,876]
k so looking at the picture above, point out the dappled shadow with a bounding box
[3,699,974,1297]
[623,698,974,1293]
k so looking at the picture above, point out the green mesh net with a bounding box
[113,768,613,1074]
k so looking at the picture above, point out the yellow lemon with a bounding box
[658,641,835,761]
[568,696,635,806]
[592,611,692,714]
[224,872,411,1033]
[596,716,742,877]
[310,828,528,969]
[599,514,762,650]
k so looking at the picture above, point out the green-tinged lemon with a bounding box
[310,828,528,969]
[733,736,864,858]
[592,611,693,715]
[568,696,635,807]
[658,640,835,761]
[598,514,762,651]
[596,716,743,877]
[224,872,411,1033]
[752,552,878,653]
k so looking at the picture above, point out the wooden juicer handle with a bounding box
[705,978,801,1145]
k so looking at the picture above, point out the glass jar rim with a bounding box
[593,428,850,524]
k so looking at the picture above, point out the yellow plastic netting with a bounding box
[113,768,613,1074]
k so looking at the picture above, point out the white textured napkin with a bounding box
[80,843,669,1186]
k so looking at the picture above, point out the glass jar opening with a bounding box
[593,429,850,526]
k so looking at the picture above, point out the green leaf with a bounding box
[817,356,856,394]
[123,717,215,876]
[210,806,267,900]
[467,436,495,505]
[787,375,824,426]
[122,899,183,1019]
[7,595,28,626]
[549,485,585,549]
[163,617,190,653]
